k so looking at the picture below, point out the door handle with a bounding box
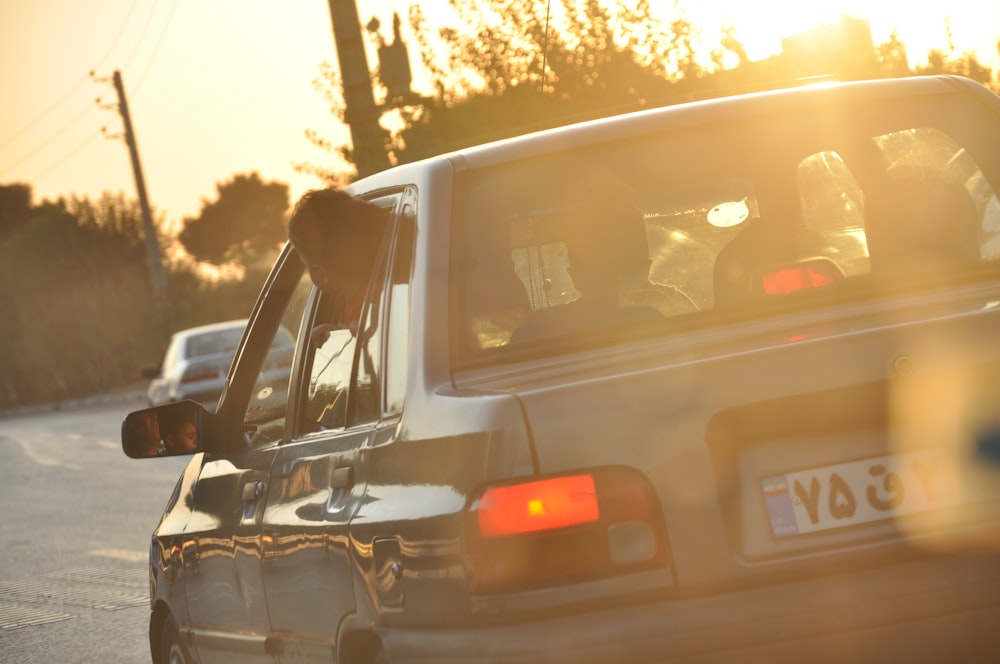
[331,466,353,489]
[242,480,266,502]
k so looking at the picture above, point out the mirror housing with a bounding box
[122,400,208,459]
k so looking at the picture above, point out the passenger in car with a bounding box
[162,414,197,454]
[463,209,533,348]
[866,174,981,276]
[287,187,390,337]
[514,177,695,341]
[713,215,832,306]
[713,218,789,307]
[568,204,694,314]
[130,410,163,456]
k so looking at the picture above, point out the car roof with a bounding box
[352,76,982,192]
[171,319,248,340]
[450,76,975,170]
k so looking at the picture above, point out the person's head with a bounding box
[164,417,197,453]
[140,411,160,439]
[562,173,650,297]
[287,187,389,297]
[130,411,161,456]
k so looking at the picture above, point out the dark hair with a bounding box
[288,187,388,254]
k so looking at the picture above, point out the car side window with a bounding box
[303,294,358,431]
[240,258,313,447]
[384,190,416,416]
[864,127,991,275]
[797,150,870,277]
[296,192,403,434]
[346,223,389,427]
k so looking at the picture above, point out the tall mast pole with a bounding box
[326,0,390,177]
[112,69,169,317]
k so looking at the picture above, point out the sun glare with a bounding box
[678,0,993,69]
[721,0,850,51]
[368,0,997,74]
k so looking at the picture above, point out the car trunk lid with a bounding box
[458,285,1000,588]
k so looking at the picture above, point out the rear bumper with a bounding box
[379,553,1000,663]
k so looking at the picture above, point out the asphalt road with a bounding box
[0,396,189,663]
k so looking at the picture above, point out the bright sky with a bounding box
[1,1,998,228]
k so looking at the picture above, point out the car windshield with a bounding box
[185,326,245,359]
[453,91,1000,366]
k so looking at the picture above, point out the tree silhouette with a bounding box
[0,194,145,294]
[0,192,158,404]
[179,172,290,266]
[305,4,997,179]
[916,48,994,86]
[876,30,910,78]
[0,183,33,244]
[301,0,733,173]
[388,0,714,162]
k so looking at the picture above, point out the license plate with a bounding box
[761,449,962,538]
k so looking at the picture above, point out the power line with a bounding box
[0,0,139,151]
[118,1,163,81]
[91,0,141,70]
[24,131,104,184]
[130,0,180,96]
[0,100,102,177]
[1,0,175,182]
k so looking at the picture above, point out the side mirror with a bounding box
[122,401,207,459]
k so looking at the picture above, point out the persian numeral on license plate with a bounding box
[762,449,961,538]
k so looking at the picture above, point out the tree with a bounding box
[916,48,995,88]
[0,193,159,405]
[0,183,34,244]
[388,0,713,162]
[912,18,996,90]
[179,172,290,266]
[876,30,910,78]
[0,193,148,312]
[307,1,998,177]
[302,0,730,174]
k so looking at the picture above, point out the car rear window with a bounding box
[186,327,245,358]
[453,90,1000,366]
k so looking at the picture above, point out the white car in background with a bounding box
[143,319,294,409]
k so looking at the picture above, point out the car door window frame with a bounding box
[383,187,417,417]
[287,189,406,441]
[214,246,305,452]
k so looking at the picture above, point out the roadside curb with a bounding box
[0,386,147,420]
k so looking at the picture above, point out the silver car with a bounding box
[144,319,294,409]
[124,76,1000,663]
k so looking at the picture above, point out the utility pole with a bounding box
[110,70,169,317]
[326,0,390,177]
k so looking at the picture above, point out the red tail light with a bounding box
[181,369,219,384]
[761,265,833,295]
[466,468,669,594]
[477,474,600,538]
[757,258,844,296]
